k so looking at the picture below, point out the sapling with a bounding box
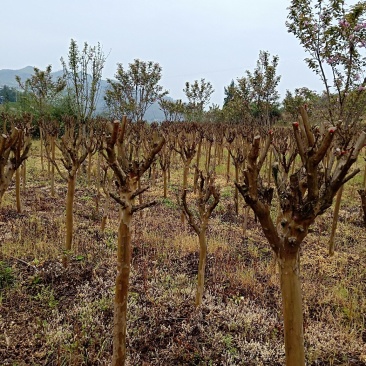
[181,171,220,306]
[46,116,97,267]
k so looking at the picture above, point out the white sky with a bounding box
[1,0,325,106]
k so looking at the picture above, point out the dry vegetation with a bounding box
[1,138,366,366]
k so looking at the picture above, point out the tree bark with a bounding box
[163,169,167,198]
[64,173,76,267]
[328,185,343,256]
[15,168,21,213]
[195,229,207,307]
[279,252,305,366]
[112,207,132,366]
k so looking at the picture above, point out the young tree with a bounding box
[102,118,165,365]
[183,78,214,121]
[181,172,220,306]
[16,65,66,171]
[61,39,106,123]
[0,113,32,207]
[158,98,185,122]
[242,51,281,125]
[105,59,167,122]
[282,87,319,121]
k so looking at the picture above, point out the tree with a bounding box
[243,50,281,125]
[16,65,67,171]
[183,78,214,122]
[181,172,220,306]
[102,118,165,365]
[282,87,319,121]
[287,0,366,127]
[287,0,366,255]
[236,108,366,365]
[158,98,185,122]
[0,113,32,207]
[105,59,167,122]
[61,39,106,123]
[16,65,66,119]
[0,86,17,103]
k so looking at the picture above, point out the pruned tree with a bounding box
[105,59,167,122]
[235,106,365,365]
[102,118,165,366]
[0,113,32,207]
[181,171,220,306]
[46,116,97,266]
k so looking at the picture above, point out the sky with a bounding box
[0,0,326,106]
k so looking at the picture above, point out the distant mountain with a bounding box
[0,66,166,121]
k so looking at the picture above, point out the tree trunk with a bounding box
[181,162,190,223]
[226,148,231,183]
[193,140,202,193]
[87,151,92,186]
[51,136,55,197]
[234,164,239,215]
[112,208,132,366]
[163,169,167,198]
[64,174,76,267]
[358,189,366,226]
[279,251,305,366]
[328,185,343,256]
[195,229,207,307]
[22,160,26,193]
[40,127,45,171]
[15,168,21,213]
[243,205,250,237]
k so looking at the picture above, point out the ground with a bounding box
[1,144,366,365]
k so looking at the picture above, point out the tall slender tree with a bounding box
[105,59,167,122]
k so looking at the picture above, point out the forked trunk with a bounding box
[195,229,207,307]
[279,251,305,366]
[112,207,132,366]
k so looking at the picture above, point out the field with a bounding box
[1,140,366,365]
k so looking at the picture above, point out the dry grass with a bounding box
[1,142,366,365]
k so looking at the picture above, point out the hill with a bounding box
[0,67,166,121]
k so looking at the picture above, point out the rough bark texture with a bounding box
[112,204,132,366]
[279,252,305,366]
[196,229,207,306]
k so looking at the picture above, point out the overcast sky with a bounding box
[1,0,325,106]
